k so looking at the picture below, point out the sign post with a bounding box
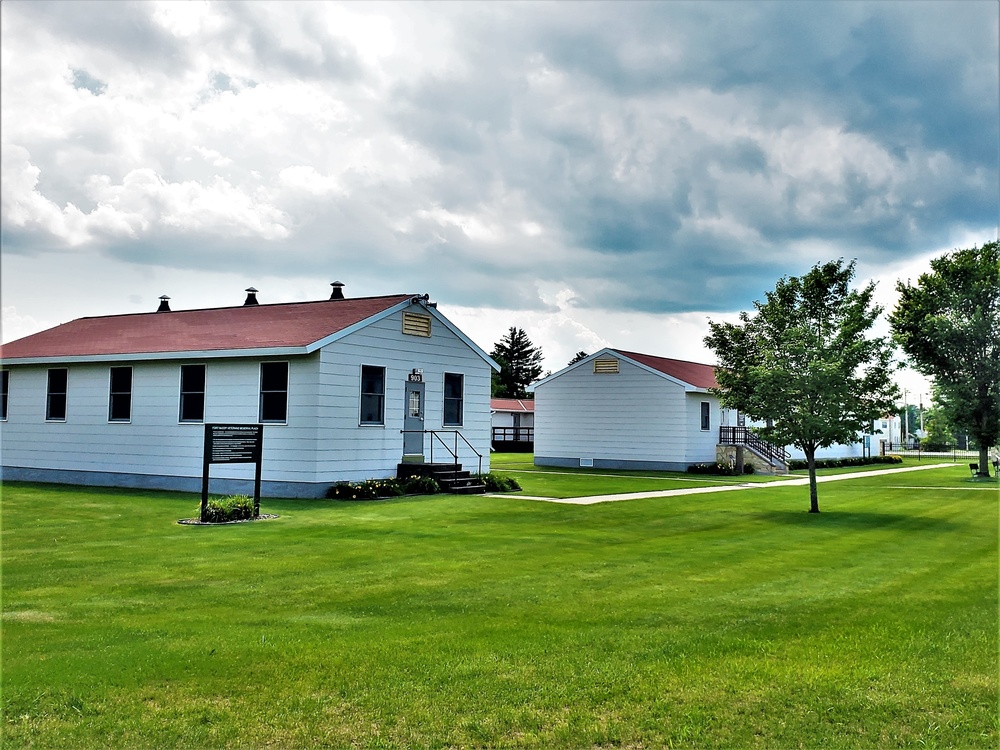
[202,424,264,521]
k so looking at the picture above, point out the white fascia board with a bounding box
[304,297,500,370]
[609,350,703,391]
[1,346,311,366]
[532,348,614,388]
[425,305,501,371]
[303,298,414,353]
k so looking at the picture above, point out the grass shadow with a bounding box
[753,510,962,531]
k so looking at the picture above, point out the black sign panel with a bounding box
[201,424,264,521]
[208,424,263,464]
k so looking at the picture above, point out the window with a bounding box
[46,368,68,421]
[360,365,385,425]
[0,370,8,421]
[179,364,206,422]
[108,366,132,422]
[700,401,711,431]
[259,362,288,423]
[443,373,464,426]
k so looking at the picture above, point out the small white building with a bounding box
[0,286,497,498]
[532,348,740,471]
[490,398,535,451]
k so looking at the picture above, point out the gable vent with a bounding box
[402,312,432,337]
[593,358,619,374]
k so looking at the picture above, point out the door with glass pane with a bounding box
[403,380,425,458]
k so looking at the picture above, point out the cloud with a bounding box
[1,0,997,361]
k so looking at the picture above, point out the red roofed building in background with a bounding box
[531,348,751,472]
[0,285,498,498]
[490,398,535,451]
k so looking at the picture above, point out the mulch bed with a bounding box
[177,514,279,526]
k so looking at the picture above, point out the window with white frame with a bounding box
[46,368,68,421]
[360,365,385,425]
[0,370,8,421]
[700,401,711,431]
[179,364,206,422]
[259,362,288,423]
[443,373,464,426]
[108,366,132,422]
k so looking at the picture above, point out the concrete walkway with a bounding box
[490,463,959,505]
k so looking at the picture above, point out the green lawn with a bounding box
[2,465,997,748]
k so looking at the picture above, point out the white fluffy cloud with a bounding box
[1,0,995,399]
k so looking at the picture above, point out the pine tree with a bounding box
[491,327,544,398]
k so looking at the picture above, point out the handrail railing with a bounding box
[718,426,789,464]
[400,429,484,476]
[491,427,534,442]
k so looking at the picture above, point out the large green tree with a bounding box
[491,327,544,399]
[889,241,1000,475]
[705,259,899,512]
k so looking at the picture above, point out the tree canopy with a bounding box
[491,327,544,399]
[889,241,1000,474]
[705,259,899,512]
[568,351,589,365]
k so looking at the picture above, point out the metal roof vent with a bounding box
[156,295,171,312]
[243,287,259,306]
[330,281,345,300]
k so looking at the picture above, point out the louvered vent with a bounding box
[402,312,432,337]
[593,358,619,374]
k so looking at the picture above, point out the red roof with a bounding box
[1,295,414,360]
[491,398,535,412]
[612,349,719,389]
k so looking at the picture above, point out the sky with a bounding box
[2,0,998,402]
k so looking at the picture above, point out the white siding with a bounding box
[534,359,688,464]
[0,301,493,495]
[315,303,492,482]
[685,393,725,464]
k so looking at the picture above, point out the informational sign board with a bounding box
[201,424,263,521]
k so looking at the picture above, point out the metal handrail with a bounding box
[400,429,484,476]
[491,427,534,442]
[718,426,790,464]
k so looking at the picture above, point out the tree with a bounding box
[568,351,589,365]
[889,242,1000,475]
[705,259,899,513]
[491,327,544,399]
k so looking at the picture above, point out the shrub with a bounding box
[202,494,255,523]
[478,472,521,492]
[402,475,441,495]
[787,455,902,470]
[687,463,739,476]
[325,476,442,500]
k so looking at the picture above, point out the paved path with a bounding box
[489,463,960,505]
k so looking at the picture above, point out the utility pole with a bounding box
[903,389,909,447]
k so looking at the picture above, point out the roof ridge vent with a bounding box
[330,281,345,300]
[156,295,171,312]
[243,287,259,306]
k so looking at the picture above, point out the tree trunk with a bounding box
[806,447,820,513]
[978,444,990,477]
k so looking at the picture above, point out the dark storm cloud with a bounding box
[2,0,997,322]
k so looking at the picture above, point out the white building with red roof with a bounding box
[532,348,742,472]
[0,285,498,497]
[490,398,535,451]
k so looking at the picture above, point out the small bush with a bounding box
[478,472,521,492]
[325,476,442,500]
[202,494,255,523]
[787,455,903,470]
[687,463,739,476]
[402,475,441,495]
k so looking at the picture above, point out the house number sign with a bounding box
[201,424,264,521]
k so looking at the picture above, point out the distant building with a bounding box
[0,285,497,497]
[491,398,534,451]
[532,348,749,471]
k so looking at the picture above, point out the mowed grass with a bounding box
[2,465,997,748]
